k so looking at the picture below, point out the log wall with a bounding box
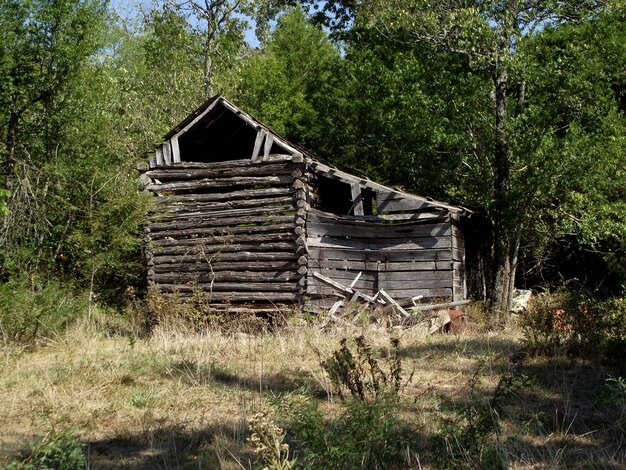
[143,157,307,307]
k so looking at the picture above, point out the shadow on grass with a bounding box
[399,335,522,361]
[86,423,252,469]
[166,358,328,399]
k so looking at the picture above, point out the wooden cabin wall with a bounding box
[305,209,458,309]
[142,157,308,309]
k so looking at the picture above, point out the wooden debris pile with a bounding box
[313,271,470,333]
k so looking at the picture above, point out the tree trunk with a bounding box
[2,111,19,188]
[487,60,516,320]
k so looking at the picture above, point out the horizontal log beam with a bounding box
[147,205,295,230]
[149,196,294,217]
[151,261,301,273]
[149,271,301,283]
[144,162,296,181]
[146,175,294,192]
[150,232,297,248]
[151,242,296,256]
[150,252,299,265]
[146,215,295,237]
[153,187,294,204]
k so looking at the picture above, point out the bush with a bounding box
[320,335,406,401]
[280,393,411,469]
[274,336,415,469]
[521,289,626,362]
[432,371,527,469]
[3,431,85,470]
[0,278,88,345]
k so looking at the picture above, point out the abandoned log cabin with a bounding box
[140,95,471,311]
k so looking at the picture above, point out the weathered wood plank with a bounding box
[145,162,295,181]
[149,196,295,218]
[378,289,409,317]
[148,280,300,292]
[312,270,453,282]
[153,187,295,205]
[350,183,364,216]
[263,133,274,160]
[151,242,296,257]
[148,206,295,231]
[151,261,301,273]
[146,175,294,193]
[307,236,451,251]
[155,287,300,301]
[148,205,296,223]
[308,286,452,299]
[307,208,448,227]
[150,232,297,247]
[171,136,181,163]
[162,142,172,165]
[150,271,300,283]
[148,223,295,240]
[308,259,454,272]
[147,215,295,237]
[307,247,452,263]
[160,157,297,169]
[251,129,265,161]
[306,220,451,239]
[308,277,453,291]
[150,252,299,265]
[155,147,164,167]
[376,191,431,213]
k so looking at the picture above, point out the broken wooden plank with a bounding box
[311,271,381,304]
[378,290,409,317]
[411,300,471,311]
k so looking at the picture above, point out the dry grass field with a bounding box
[0,311,624,469]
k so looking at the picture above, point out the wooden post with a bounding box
[156,146,165,166]
[162,142,172,165]
[263,134,274,161]
[251,129,265,162]
[350,183,364,216]
[171,136,181,163]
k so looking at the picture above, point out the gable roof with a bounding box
[152,95,470,215]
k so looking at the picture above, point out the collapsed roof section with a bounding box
[149,95,470,221]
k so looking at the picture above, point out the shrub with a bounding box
[520,289,626,361]
[320,335,406,401]
[0,277,87,345]
[433,370,527,470]
[274,336,415,469]
[3,431,85,470]
[280,393,411,469]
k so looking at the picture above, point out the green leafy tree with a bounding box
[308,0,626,314]
[228,7,343,154]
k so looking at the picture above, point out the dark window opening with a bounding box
[316,175,353,215]
[178,108,257,163]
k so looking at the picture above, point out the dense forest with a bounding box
[0,0,624,316]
